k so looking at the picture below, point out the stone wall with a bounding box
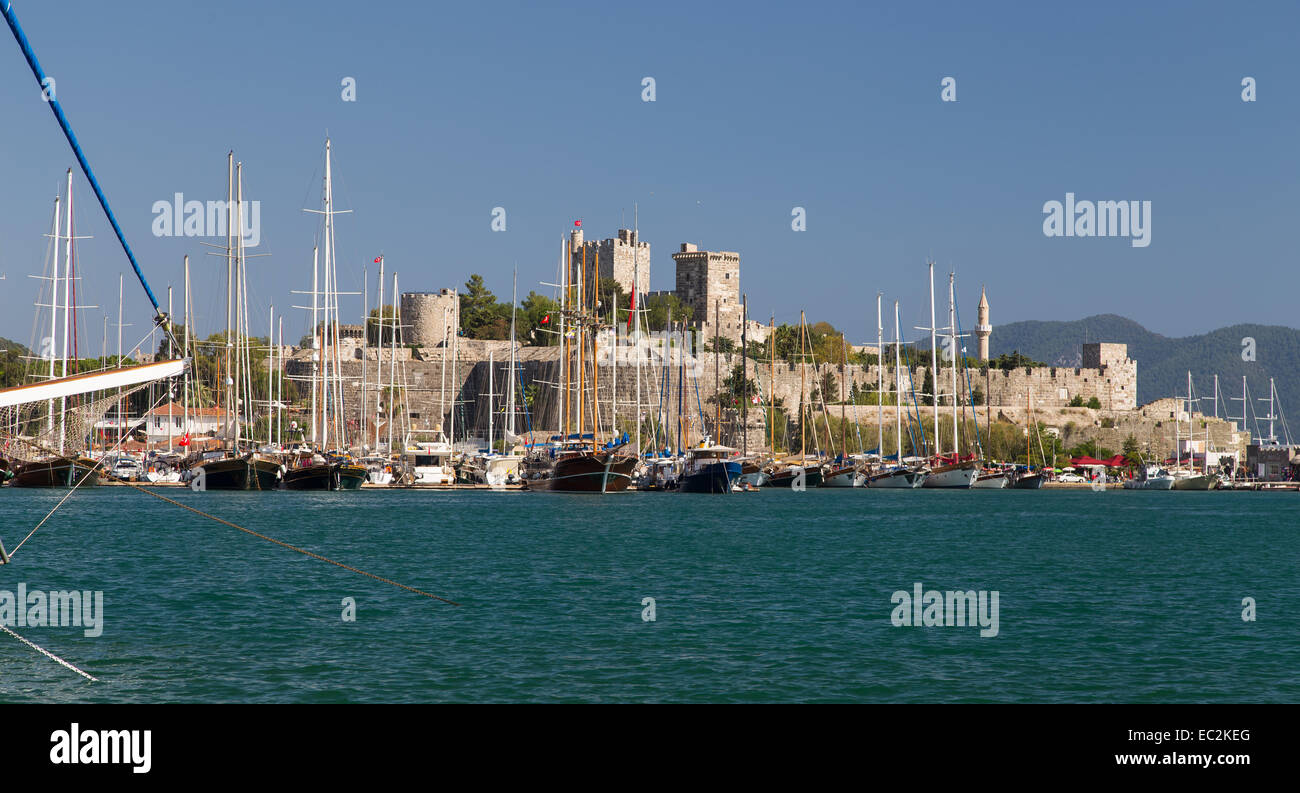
[282,340,1168,453]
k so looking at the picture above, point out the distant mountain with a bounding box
[990,315,1300,439]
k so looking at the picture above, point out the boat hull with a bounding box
[922,462,979,489]
[283,462,366,491]
[972,472,1009,489]
[10,457,100,488]
[822,465,865,487]
[193,456,281,491]
[679,460,742,493]
[865,467,926,488]
[767,466,825,489]
[1012,473,1046,489]
[1122,477,1174,490]
[527,452,637,493]
[1171,474,1217,491]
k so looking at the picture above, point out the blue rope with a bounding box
[4,1,161,314]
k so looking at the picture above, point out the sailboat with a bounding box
[1010,387,1046,489]
[466,275,525,486]
[9,172,101,488]
[523,228,636,492]
[1169,371,1217,490]
[866,300,926,488]
[190,155,281,490]
[282,140,365,491]
[921,267,978,489]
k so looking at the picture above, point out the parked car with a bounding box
[1057,473,1086,483]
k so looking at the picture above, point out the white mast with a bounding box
[507,266,517,436]
[267,304,275,445]
[233,162,245,450]
[224,153,234,442]
[449,284,458,447]
[388,272,400,453]
[116,272,124,445]
[321,140,334,451]
[309,245,319,445]
[488,348,495,453]
[894,300,902,464]
[927,261,938,460]
[183,255,190,446]
[58,170,73,453]
[45,193,61,439]
[167,286,173,452]
[876,291,883,456]
[360,263,367,447]
[374,255,385,450]
[633,204,640,455]
[949,271,959,458]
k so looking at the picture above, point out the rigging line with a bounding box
[3,2,159,314]
[118,481,461,606]
[1,623,98,683]
[7,388,173,560]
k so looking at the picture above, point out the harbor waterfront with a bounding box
[1,487,1295,703]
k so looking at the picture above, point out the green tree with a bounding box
[459,274,505,339]
[1086,396,1102,409]
[1122,434,1141,466]
[366,305,400,346]
[643,293,692,329]
[520,291,560,346]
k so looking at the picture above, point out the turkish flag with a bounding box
[574,220,582,228]
[179,432,191,447]
[373,256,382,263]
[541,314,550,324]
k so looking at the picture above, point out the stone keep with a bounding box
[400,289,459,348]
[569,228,651,301]
[672,243,741,343]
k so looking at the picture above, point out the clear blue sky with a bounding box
[1,0,1295,354]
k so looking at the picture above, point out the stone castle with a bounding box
[361,228,1154,448]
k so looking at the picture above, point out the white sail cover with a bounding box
[0,359,188,409]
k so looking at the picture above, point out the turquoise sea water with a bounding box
[0,487,1296,703]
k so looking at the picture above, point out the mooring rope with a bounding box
[7,389,172,559]
[1,623,98,683]
[121,481,461,606]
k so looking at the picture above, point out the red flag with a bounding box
[626,286,635,332]
[179,432,191,447]
[373,256,382,263]
[574,220,582,228]
[541,314,550,325]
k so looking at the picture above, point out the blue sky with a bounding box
[0,0,1295,354]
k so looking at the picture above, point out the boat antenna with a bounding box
[4,2,170,332]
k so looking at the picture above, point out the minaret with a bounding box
[975,285,991,361]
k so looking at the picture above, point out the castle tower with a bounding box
[400,289,459,347]
[671,243,741,343]
[570,228,650,299]
[975,285,991,361]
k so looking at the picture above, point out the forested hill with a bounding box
[990,315,1300,434]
